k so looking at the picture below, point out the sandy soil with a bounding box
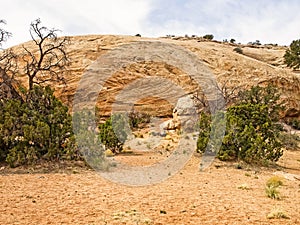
[0,148,299,225]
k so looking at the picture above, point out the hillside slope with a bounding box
[10,35,300,119]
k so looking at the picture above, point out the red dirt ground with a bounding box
[0,149,299,225]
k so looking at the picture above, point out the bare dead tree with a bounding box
[0,20,21,100]
[193,90,209,112]
[22,18,70,90]
[0,20,11,46]
[193,79,242,112]
[0,20,16,73]
[0,48,18,77]
[215,79,242,106]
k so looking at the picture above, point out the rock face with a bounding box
[160,95,198,132]
[173,95,198,132]
[9,35,300,119]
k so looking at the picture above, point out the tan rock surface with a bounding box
[9,35,300,118]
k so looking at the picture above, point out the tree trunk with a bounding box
[0,68,23,101]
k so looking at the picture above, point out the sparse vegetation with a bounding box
[254,40,261,45]
[248,40,261,46]
[0,17,300,225]
[112,209,153,224]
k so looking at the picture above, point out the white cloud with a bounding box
[1,0,300,48]
[1,0,153,48]
[142,0,300,45]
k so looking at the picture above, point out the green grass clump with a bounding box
[265,186,281,199]
[266,176,284,188]
[237,183,251,190]
[267,207,290,219]
[265,176,284,199]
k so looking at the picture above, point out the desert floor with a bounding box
[0,149,299,225]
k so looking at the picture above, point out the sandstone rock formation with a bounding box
[8,35,300,119]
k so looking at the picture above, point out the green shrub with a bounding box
[233,47,243,54]
[254,40,261,45]
[284,39,300,69]
[73,109,109,169]
[219,103,283,163]
[98,114,129,154]
[238,84,284,121]
[197,85,284,164]
[197,112,211,153]
[197,111,226,156]
[203,34,214,40]
[265,176,284,200]
[230,38,236,44]
[265,186,281,199]
[128,110,151,129]
[0,85,76,167]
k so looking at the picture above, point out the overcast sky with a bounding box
[1,0,300,48]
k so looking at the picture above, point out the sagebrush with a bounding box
[197,85,284,163]
[0,86,76,167]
